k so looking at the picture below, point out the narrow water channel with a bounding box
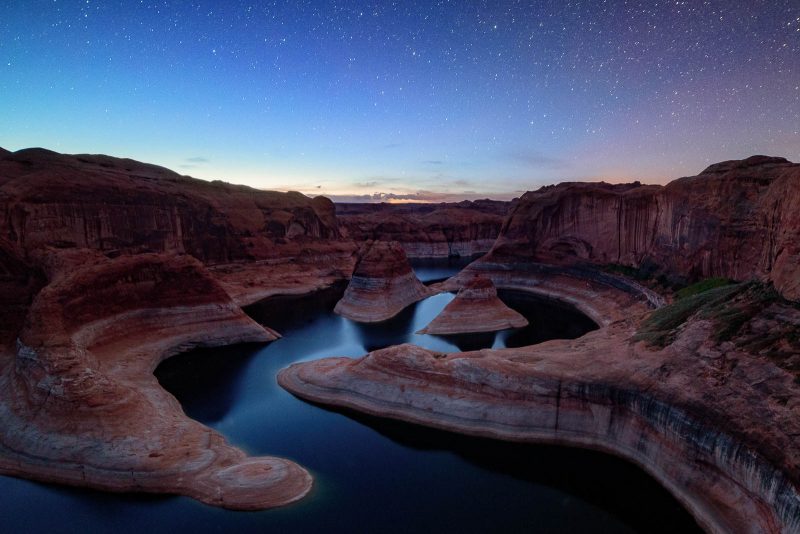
[0,259,702,533]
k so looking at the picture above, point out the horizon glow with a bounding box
[1,1,798,202]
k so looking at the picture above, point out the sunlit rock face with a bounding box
[492,156,800,300]
[334,240,437,322]
[417,277,527,335]
[337,200,510,258]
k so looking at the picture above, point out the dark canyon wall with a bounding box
[0,148,341,264]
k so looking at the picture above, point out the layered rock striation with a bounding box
[281,269,800,533]
[0,148,346,264]
[492,156,800,300]
[1,250,311,509]
[417,277,528,334]
[0,147,357,508]
[334,241,437,322]
[337,200,510,258]
[281,157,800,533]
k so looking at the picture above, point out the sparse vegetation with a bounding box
[634,283,745,346]
[674,277,734,300]
[636,281,800,378]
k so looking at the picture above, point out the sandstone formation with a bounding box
[492,155,800,301]
[337,200,509,258]
[334,241,437,322]
[1,249,311,508]
[0,148,347,263]
[282,158,800,532]
[0,147,358,310]
[0,147,357,508]
[417,277,528,334]
[3,145,800,532]
[281,264,800,533]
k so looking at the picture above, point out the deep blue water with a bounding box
[0,259,701,533]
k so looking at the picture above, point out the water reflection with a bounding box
[0,259,701,534]
[435,331,498,352]
[154,344,259,423]
[351,303,419,352]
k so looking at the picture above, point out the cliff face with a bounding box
[0,239,42,347]
[0,148,342,264]
[280,273,800,534]
[337,200,510,258]
[492,156,800,300]
[1,249,312,509]
[0,147,353,509]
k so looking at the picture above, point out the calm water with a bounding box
[0,260,701,533]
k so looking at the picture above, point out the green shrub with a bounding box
[635,284,746,346]
[674,277,734,300]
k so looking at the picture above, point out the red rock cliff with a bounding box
[0,147,354,509]
[0,148,342,264]
[492,156,800,300]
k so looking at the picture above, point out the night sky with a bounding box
[2,1,799,201]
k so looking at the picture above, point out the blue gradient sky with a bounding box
[2,1,799,201]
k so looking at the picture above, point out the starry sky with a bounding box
[2,1,799,202]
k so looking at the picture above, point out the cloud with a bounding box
[324,194,377,203]
[185,156,209,163]
[305,186,524,203]
[353,181,380,188]
[507,149,568,169]
[422,159,444,165]
[380,143,402,149]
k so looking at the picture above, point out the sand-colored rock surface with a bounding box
[3,146,800,529]
[417,277,527,334]
[1,250,311,508]
[334,241,437,322]
[492,156,800,301]
[337,200,509,258]
[0,148,355,508]
[281,265,800,533]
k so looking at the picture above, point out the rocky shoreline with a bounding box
[0,251,314,509]
[280,264,800,533]
[1,148,798,530]
[417,277,528,334]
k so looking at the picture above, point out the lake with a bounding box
[0,258,701,533]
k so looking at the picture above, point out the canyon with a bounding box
[0,147,799,533]
[0,148,355,508]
